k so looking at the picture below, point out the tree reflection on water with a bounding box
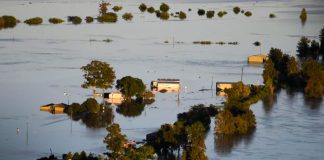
[116,100,146,117]
[214,129,255,156]
[262,95,277,113]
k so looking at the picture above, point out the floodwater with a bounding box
[0,0,324,159]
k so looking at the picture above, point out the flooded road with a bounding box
[0,0,324,159]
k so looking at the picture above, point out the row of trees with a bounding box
[262,27,324,99]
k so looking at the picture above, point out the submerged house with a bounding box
[247,54,268,64]
[216,82,236,92]
[40,103,67,114]
[104,91,124,104]
[151,78,180,91]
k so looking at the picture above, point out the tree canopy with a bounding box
[81,60,115,94]
[116,76,146,101]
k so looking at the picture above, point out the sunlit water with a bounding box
[0,0,324,159]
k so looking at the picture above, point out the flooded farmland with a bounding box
[0,0,324,159]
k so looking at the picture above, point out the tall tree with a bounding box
[99,0,110,16]
[116,76,146,101]
[320,27,324,57]
[183,122,207,160]
[297,37,310,59]
[81,60,115,94]
[103,123,127,159]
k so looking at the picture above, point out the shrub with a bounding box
[112,6,122,12]
[197,9,205,16]
[139,3,147,12]
[48,17,64,24]
[24,17,42,25]
[122,13,133,21]
[179,11,186,20]
[217,11,225,18]
[155,10,161,18]
[1,15,18,28]
[245,11,252,17]
[233,6,240,14]
[269,13,276,18]
[147,6,155,13]
[160,3,170,12]
[68,16,82,24]
[97,12,117,23]
[206,10,215,18]
[300,8,307,22]
[160,12,169,20]
[85,16,94,23]
[81,98,100,113]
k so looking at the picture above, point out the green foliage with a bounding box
[179,11,187,20]
[160,12,170,20]
[80,60,116,94]
[297,36,311,59]
[147,6,155,13]
[244,11,252,17]
[233,6,240,14]
[116,76,146,101]
[206,10,215,18]
[81,98,100,113]
[0,16,17,29]
[67,16,82,24]
[122,13,133,21]
[302,59,322,78]
[85,16,94,23]
[269,47,284,69]
[197,9,205,16]
[305,76,323,98]
[287,57,299,75]
[99,0,110,16]
[97,12,118,23]
[160,3,170,12]
[224,81,250,104]
[183,122,207,160]
[217,11,225,18]
[269,13,276,18]
[253,41,261,46]
[48,18,64,24]
[103,123,127,158]
[139,3,147,12]
[300,8,307,22]
[112,6,123,12]
[24,17,42,25]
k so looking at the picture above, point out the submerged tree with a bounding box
[99,0,110,16]
[81,60,116,95]
[103,123,127,159]
[182,122,207,160]
[116,76,146,101]
[300,8,307,25]
[233,6,240,14]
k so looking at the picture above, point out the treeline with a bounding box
[263,27,324,98]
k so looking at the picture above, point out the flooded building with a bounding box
[247,54,268,64]
[40,103,67,114]
[151,79,180,91]
[104,91,124,105]
[216,82,236,92]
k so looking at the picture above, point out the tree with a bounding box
[269,47,283,69]
[116,76,145,101]
[309,40,320,59]
[160,3,170,12]
[233,6,240,14]
[81,60,115,94]
[122,13,133,21]
[206,10,215,18]
[297,36,310,59]
[320,27,324,57]
[183,122,207,160]
[24,17,43,25]
[302,59,321,78]
[99,0,110,16]
[286,57,299,76]
[103,123,127,159]
[244,11,252,17]
[139,3,147,12]
[197,9,205,16]
[81,98,100,113]
[300,8,307,25]
[160,12,170,20]
[263,59,277,84]
[304,76,323,98]
[147,6,155,13]
[179,11,187,20]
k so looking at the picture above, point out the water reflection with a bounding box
[116,100,146,118]
[214,129,255,156]
[79,107,114,128]
[262,95,277,113]
[303,97,323,110]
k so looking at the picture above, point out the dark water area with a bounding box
[0,0,324,159]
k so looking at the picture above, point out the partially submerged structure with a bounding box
[104,91,124,105]
[216,82,236,92]
[40,103,67,114]
[151,78,180,91]
[247,54,268,64]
